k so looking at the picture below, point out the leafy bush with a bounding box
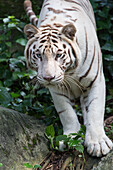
[45,125,86,154]
[0,15,58,125]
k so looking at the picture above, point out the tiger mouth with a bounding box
[37,75,64,86]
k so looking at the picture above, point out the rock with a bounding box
[93,151,113,170]
[0,107,49,170]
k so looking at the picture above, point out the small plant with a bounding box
[24,163,42,169]
[45,125,86,154]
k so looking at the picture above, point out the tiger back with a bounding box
[24,0,113,157]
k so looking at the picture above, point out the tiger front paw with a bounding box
[85,132,113,157]
[59,141,66,151]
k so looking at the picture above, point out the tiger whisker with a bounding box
[63,80,71,98]
[65,75,85,94]
[65,74,85,88]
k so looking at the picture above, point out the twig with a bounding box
[39,152,52,165]
[72,155,76,169]
[41,158,51,170]
[41,152,53,170]
[61,156,73,170]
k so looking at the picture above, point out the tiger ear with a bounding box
[61,24,76,40]
[24,24,39,39]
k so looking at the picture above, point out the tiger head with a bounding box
[24,24,81,86]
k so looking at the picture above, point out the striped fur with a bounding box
[24,0,113,157]
[24,0,38,26]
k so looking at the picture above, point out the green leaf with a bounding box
[33,164,42,169]
[16,38,27,46]
[104,55,113,61]
[0,58,8,62]
[24,163,33,168]
[11,92,20,98]
[102,43,113,52]
[4,79,13,87]
[45,125,55,138]
[0,81,3,87]
[8,16,15,19]
[0,87,12,105]
[56,135,68,142]
[75,144,84,153]
[18,56,26,61]
[8,23,16,28]
[108,64,113,77]
[68,139,80,148]
[5,42,12,47]
[0,163,3,167]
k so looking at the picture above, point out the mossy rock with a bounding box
[0,107,49,170]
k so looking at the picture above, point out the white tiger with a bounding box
[24,0,113,157]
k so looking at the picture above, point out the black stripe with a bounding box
[43,3,50,8]
[87,52,100,88]
[53,44,58,48]
[64,0,85,10]
[68,49,73,65]
[26,7,32,12]
[48,7,64,14]
[33,44,36,49]
[31,17,36,23]
[65,41,78,68]
[40,39,46,43]
[41,25,52,28]
[79,45,96,81]
[35,20,38,26]
[83,27,88,64]
[52,31,58,34]
[70,18,77,22]
[64,7,79,11]
[86,97,98,112]
[26,45,32,60]
[28,11,34,17]
[62,56,68,64]
[63,44,66,49]
[40,35,48,40]
[58,49,63,52]
[26,40,37,60]
[58,110,66,114]
[52,35,58,39]
[76,38,79,47]
[51,39,58,43]
[71,47,78,67]
[39,44,43,48]
[41,31,48,34]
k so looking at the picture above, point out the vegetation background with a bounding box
[0,0,113,137]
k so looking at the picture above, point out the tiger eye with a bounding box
[37,53,42,58]
[56,54,62,58]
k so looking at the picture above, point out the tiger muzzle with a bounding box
[43,75,55,81]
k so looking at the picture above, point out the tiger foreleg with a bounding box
[49,87,80,150]
[81,75,113,157]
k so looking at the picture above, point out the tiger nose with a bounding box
[43,76,55,81]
